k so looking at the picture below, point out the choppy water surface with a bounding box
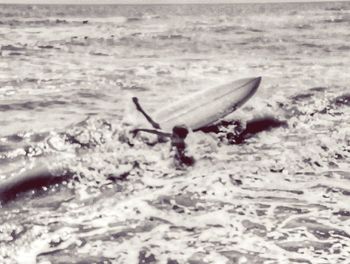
[1,2,350,263]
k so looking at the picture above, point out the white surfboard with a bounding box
[154,77,261,132]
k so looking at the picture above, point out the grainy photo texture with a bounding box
[0,1,349,263]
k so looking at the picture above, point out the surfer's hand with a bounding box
[131,129,139,138]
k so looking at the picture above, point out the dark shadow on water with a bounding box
[199,116,288,144]
[238,117,288,143]
[0,163,72,205]
[331,93,350,107]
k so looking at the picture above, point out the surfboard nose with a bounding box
[243,76,262,97]
[250,76,262,90]
[247,76,261,96]
[236,76,262,90]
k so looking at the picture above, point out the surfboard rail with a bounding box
[154,76,261,132]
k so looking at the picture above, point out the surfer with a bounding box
[170,125,195,168]
[131,97,195,168]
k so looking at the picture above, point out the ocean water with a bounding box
[0,2,350,263]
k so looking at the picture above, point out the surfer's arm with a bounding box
[132,97,161,129]
[131,128,171,138]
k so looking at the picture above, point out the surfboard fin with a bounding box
[132,97,161,130]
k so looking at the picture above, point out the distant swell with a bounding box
[0,100,67,111]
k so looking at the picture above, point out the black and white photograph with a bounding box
[0,0,349,263]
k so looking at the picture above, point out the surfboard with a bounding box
[153,77,261,132]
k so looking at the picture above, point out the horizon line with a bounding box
[0,0,348,5]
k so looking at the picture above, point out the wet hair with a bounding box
[172,125,189,139]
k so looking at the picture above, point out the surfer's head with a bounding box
[172,125,189,139]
